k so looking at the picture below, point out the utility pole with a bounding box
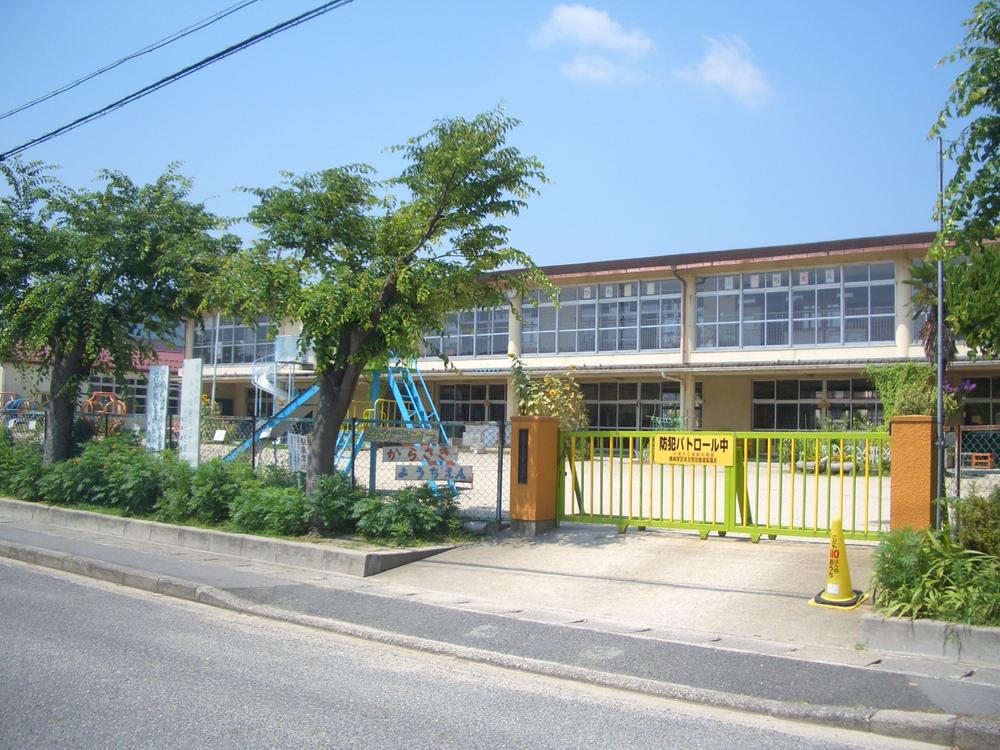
[935,136,945,525]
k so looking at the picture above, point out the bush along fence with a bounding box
[195,415,510,523]
[0,429,465,547]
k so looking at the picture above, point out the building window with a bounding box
[437,383,506,422]
[961,376,1000,425]
[422,308,510,358]
[522,280,681,356]
[697,262,895,349]
[579,381,699,430]
[87,374,180,416]
[751,378,881,430]
[193,316,275,364]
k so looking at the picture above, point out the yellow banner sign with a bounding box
[653,432,735,466]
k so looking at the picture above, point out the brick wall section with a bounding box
[890,415,936,530]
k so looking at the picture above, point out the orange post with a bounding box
[509,416,560,536]
[889,415,937,531]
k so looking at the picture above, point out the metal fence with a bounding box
[559,429,892,541]
[947,425,1000,500]
[197,415,510,521]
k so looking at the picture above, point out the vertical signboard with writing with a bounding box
[179,358,203,468]
[145,365,169,452]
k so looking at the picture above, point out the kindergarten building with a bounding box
[184,231,1000,431]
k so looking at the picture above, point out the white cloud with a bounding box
[677,36,771,106]
[537,4,653,57]
[560,54,629,84]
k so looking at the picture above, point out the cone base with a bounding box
[808,589,869,611]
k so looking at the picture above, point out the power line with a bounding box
[0,0,354,162]
[0,0,262,122]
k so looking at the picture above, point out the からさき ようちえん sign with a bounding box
[652,433,735,467]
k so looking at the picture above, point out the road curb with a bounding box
[3,538,998,750]
[0,496,452,576]
[861,613,1000,667]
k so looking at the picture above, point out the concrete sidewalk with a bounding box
[2,499,999,749]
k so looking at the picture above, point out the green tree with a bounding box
[213,111,550,490]
[0,160,237,463]
[929,0,1000,358]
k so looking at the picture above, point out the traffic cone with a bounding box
[808,517,868,610]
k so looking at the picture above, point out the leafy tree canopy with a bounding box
[929,0,1000,358]
[211,110,552,487]
[0,159,238,462]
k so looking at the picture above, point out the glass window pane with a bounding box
[640,383,660,400]
[766,291,789,320]
[843,265,868,283]
[792,290,816,318]
[718,295,740,322]
[870,316,895,342]
[538,332,556,353]
[799,380,823,399]
[827,380,850,398]
[792,320,816,345]
[844,287,868,316]
[742,292,765,321]
[618,328,637,350]
[766,320,789,346]
[776,380,798,399]
[818,288,841,317]
[753,380,775,400]
[818,318,841,343]
[661,298,681,324]
[599,382,618,400]
[619,383,638,400]
[697,326,717,348]
[640,300,660,326]
[869,262,895,281]
[742,322,764,347]
[577,330,596,351]
[558,330,576,353]
[718,323,739,347]
[618,403,638,428]
[776,403,797,429]
[753,403,775,429]
[870,285,895,315]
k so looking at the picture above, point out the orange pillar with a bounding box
[889,415,937,530]
[509,416,559,536]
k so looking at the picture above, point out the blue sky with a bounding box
[0,1,974,266]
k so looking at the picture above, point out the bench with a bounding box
[970,452,994,470]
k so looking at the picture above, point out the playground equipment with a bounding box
[79,391,127,434]
[223,348,454,489]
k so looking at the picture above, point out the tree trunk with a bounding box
[43,348,85,465]
[306,363,364,494]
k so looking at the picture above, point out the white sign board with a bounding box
[288,433,309,473]
[145,365,170,452]
[395,464,473,482]
[382,444,458,462]
[179,358,203,467]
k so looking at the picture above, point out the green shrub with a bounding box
[307,472,366,534]
[258,464,300,490]
[192,460,253,522]
[0,433,46,502]
[37,436,176,516]
[955,490,1000,558]
[872,528,1000,626]
[229,484,308,536]
[353,486,462,545]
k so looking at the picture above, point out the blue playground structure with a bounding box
[223,345,453,484]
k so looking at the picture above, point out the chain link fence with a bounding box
[194,415,511,521]
[946,425,1000,500]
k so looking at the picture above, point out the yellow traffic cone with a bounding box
[809,517,868,610]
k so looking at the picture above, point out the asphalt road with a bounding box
[0,559,942,750]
